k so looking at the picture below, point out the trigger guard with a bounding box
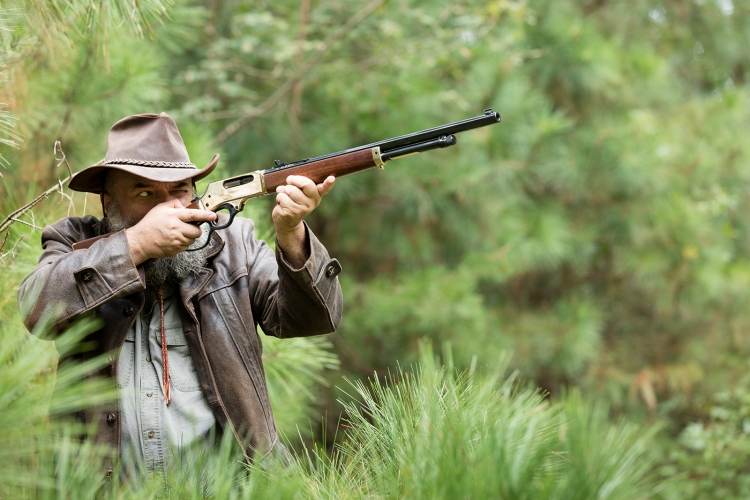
[185,204,239,252]
[212,204,240,230]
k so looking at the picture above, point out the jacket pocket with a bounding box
[166,326,203,392]
[117,339,134,389]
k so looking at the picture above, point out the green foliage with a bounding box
[5,0,750,495]
[262,334,340,438]
[657,384,750,500]
[309,342,660,499]
[0,317,117,496]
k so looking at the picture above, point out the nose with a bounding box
[169,193,187,207]
[154,186,186,205]
[154,190,171,204]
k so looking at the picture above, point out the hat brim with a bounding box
[68,153,220,193]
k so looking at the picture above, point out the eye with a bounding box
[137,191,152,198]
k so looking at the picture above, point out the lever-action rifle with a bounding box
[73,109,501,251]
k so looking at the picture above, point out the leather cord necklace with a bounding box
[154,286,172,405]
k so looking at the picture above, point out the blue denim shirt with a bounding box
[117,285,216,477]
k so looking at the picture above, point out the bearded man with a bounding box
[17,113,343,478]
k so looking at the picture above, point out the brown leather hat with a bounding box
[68,112,219,193]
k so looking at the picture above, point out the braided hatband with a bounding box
[101,158,196,169]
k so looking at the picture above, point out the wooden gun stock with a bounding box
[264,148,378,191]
[72,233,113,250]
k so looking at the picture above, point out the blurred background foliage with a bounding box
[3,0,750,497]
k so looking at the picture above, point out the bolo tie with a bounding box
[153,286,172,405]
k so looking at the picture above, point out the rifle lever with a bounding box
[186,203,240,252]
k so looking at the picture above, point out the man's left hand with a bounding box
[273,175,335,268]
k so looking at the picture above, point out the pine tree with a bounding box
[4,0,750,495]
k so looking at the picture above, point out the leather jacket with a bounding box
[17,214,343,477]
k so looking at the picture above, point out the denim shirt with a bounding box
[117,285,216,477]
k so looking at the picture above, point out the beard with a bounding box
[107,200,212,287]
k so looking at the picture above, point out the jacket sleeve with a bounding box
[17,217,146,334]
[243,221,343,338]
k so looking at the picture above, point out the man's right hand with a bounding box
[125,199,217,266]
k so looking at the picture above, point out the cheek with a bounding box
[132,208,151,223]
[119,202,150,224]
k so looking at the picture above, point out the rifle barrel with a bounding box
[264,109,501,173]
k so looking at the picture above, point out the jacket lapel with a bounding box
[178,230,225,322]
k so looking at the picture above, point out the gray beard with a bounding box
[107,200,211,287]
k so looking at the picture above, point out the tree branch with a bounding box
[0,142,73,253]
[214,0,387,144]
[290,0,312,155]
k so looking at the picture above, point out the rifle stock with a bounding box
[72,109,501,251]
[263,148,379,191]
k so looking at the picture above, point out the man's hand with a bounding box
[125,199,217,266]
[274,175,335,268]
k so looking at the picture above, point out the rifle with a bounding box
[73,109,501,251]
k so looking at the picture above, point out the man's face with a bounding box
[102,170,194,223]
[102,169,209,286]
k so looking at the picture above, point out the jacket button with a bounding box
[81,271,93,282]
[107,412,116,424]
[123,306,134,317]
[326,265,336,277]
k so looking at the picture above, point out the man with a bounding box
[18,113,343,478]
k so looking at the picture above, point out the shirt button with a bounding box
[146,392,153,397]
[148,431,155,439]
[123,306,134,317]
[146,356,151,362]
[107,412,116,424]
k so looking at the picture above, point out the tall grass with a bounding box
[0,329,662,498]
[320,342,660,499]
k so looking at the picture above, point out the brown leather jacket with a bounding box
[17,214,343,477]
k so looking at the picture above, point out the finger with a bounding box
[285,175,319,200]
[317,176,335,196]
[275,191,305,214]
[180,224,204,240]
[157,217,202,240]
[176,208,217,223]
[277,184,314,208]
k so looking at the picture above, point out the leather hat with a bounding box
[68,112,219,193]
